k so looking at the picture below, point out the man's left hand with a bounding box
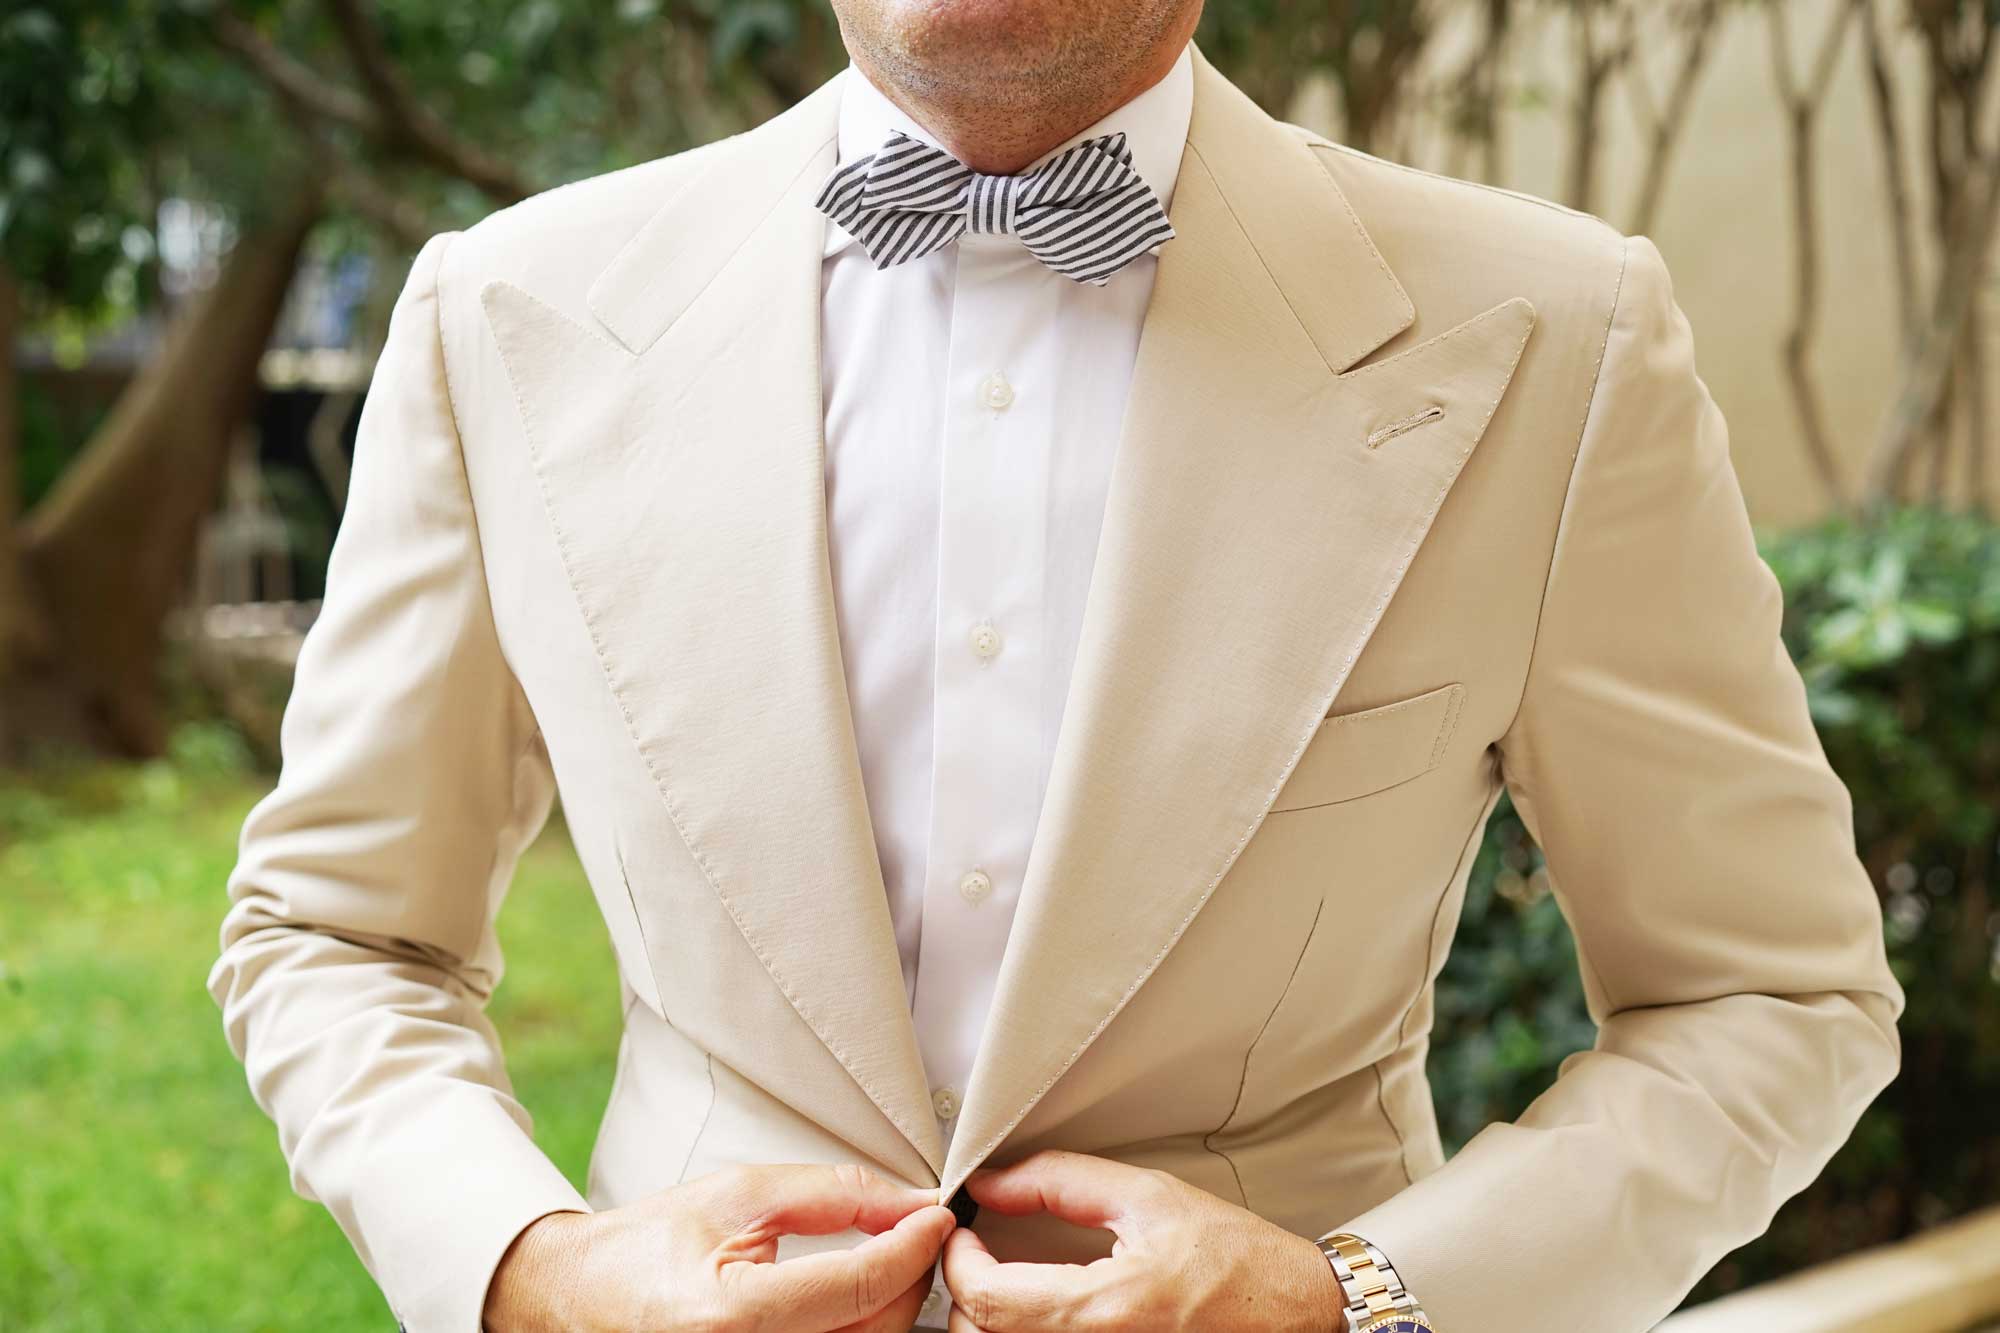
[940,1150,1345,1332]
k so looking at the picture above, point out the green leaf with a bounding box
[1901,600,1963,644]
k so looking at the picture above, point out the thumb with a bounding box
[713,1163,943,1242]
[963,1150,1163,1236]
[732,1204,956,1332]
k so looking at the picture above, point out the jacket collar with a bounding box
[584,40,1415,374]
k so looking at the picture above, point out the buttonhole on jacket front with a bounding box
[1366,404,1445,449]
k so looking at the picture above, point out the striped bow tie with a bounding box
[815,129,1175,285]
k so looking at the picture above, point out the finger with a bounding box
[938,1222,999,1293]
[940,1223,1105,1332]
[830,1266,935,1333]
[963,1151,1164,1232]
[730,1204,956,1332]
[719,1163,945,1240]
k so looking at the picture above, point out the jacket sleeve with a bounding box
[206,231,589,1333]
[1332,234,1904,1332]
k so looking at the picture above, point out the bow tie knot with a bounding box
[817,129,1175,285]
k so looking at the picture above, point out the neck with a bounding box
[849,38,1192,176]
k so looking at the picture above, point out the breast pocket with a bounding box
[1269,682,1466,813]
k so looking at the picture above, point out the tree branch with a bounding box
[282,101,433,249]
[320,0,535,203]
[212,9,378,133]
[1626,0,1723,234]
[212,3,537,205]
[1855,0,1918,344]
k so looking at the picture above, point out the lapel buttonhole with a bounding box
[1365,404,1446,450]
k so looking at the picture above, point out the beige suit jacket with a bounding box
[209,43,1903,1333]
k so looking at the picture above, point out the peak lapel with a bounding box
[481,74,945,1181]
[940,47,1537,1192]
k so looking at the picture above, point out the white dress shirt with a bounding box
[818,36,1194,1193]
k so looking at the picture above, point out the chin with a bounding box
[868,0,1066,76]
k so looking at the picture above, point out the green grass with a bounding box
[0,746,623,1331]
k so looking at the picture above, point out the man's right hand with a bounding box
[483,1163,956,1333]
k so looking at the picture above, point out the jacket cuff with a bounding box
[341,1085,590,1333]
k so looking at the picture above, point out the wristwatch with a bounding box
[1314,1232,1432,1332]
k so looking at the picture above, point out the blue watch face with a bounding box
[1365,1321,1432,1333]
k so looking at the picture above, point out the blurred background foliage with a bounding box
[4,0,1999,1326]
[0,730,624,1329]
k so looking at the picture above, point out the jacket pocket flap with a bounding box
[1270,682,1466,813]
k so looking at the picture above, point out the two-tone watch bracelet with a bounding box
[1313,1231,1427,1331]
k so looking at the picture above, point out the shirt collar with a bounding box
[821,40,1195,260]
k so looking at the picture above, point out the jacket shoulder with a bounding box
[1291,126,1614,230]
[1288,126,1628,351]
[437,136,734,314]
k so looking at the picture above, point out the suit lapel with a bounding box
[480,74,946,1180]
[940,47,1538,1192]
[479,44,1537,1195]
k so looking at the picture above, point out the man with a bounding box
[208,0,1904,1329]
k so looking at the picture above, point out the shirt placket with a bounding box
[911,237,1056,1143]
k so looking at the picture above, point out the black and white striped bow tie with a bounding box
[814,130,1176,285]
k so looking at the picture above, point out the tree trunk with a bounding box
[1778,101,1850,509]
[7,183,324,757]
[1865,143,2000,504]
[1627,0,1722,236]
[0,261,58,760]
[1766,0,1860,511]
[1856,0,1919,345]
[1968,303,1989,513]
[1565,7,1608,213]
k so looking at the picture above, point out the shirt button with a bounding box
[958,869,993,905]
[969,621,1002,659]
[978,371,1015,410]
[932,1085,961,1120]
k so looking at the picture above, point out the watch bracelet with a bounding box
[1314,1231,1419,1329]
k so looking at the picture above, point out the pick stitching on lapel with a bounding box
[480,71,947,1182]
